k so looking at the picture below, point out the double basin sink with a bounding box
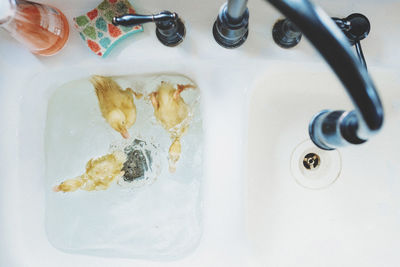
[1,0,400,266]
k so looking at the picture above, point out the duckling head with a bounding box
[107,109,130,139]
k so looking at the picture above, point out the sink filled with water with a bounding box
[45,73,203,259]
[2,0,400,265]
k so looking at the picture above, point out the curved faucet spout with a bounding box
[266,0,384,150]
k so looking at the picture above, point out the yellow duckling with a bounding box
[90,75,141,139]
[150,82,195,132]
[150,82,195,172]
[53,151,126,192]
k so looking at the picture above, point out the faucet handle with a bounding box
[113,11,185,47]
[272,18,302,48]
[112,12,177,26]
[332,13,370,44]
[332,14,370,70]
[273,13,370,48]
[272,14,370,69]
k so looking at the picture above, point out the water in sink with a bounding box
[44,73,203,260]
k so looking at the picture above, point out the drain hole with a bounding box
[303,153,320,170]
[291,140,342,190]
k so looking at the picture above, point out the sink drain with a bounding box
[303,153,320,170]
[109,138,161,188]
[291,140,342,189]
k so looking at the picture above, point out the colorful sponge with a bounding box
[74,0,143,57]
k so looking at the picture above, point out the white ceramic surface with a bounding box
[245,64,400,267]
[0,0,399,266]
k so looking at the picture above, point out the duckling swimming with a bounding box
[90,75,141,139]
[53,151,126,192]
[150,82,195,172]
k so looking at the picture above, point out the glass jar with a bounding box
[0,0,69,56]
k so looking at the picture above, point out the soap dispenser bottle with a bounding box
[0,0,69,56]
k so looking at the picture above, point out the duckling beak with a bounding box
[121,130,130,139]
[52,185,61,192]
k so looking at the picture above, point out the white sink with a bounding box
[1,0,400,266]
[0,59,251,267]
[245,63,400,266]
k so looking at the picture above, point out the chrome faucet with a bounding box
[113,11,185,47]
[213,0,384,150]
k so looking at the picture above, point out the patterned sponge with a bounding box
[74,0,143,57]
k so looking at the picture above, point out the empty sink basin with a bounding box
[245,62,400,267]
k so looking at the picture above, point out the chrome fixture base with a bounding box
[272,19,302,48]
[213,3,249,48]
[113,11,185,47]
[309,110,366,151]
[155,16,185,47]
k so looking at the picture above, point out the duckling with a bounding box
[150,82,195,172]
[90,75,141,139]
[150,82,195,132]
[53,151,126,192]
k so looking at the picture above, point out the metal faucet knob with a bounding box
[332,14,370,69]
[113,11,185,47]
[334,13,371,44]
[272,19,302,48]
[213,2,250,48]
[272,13,371,48]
